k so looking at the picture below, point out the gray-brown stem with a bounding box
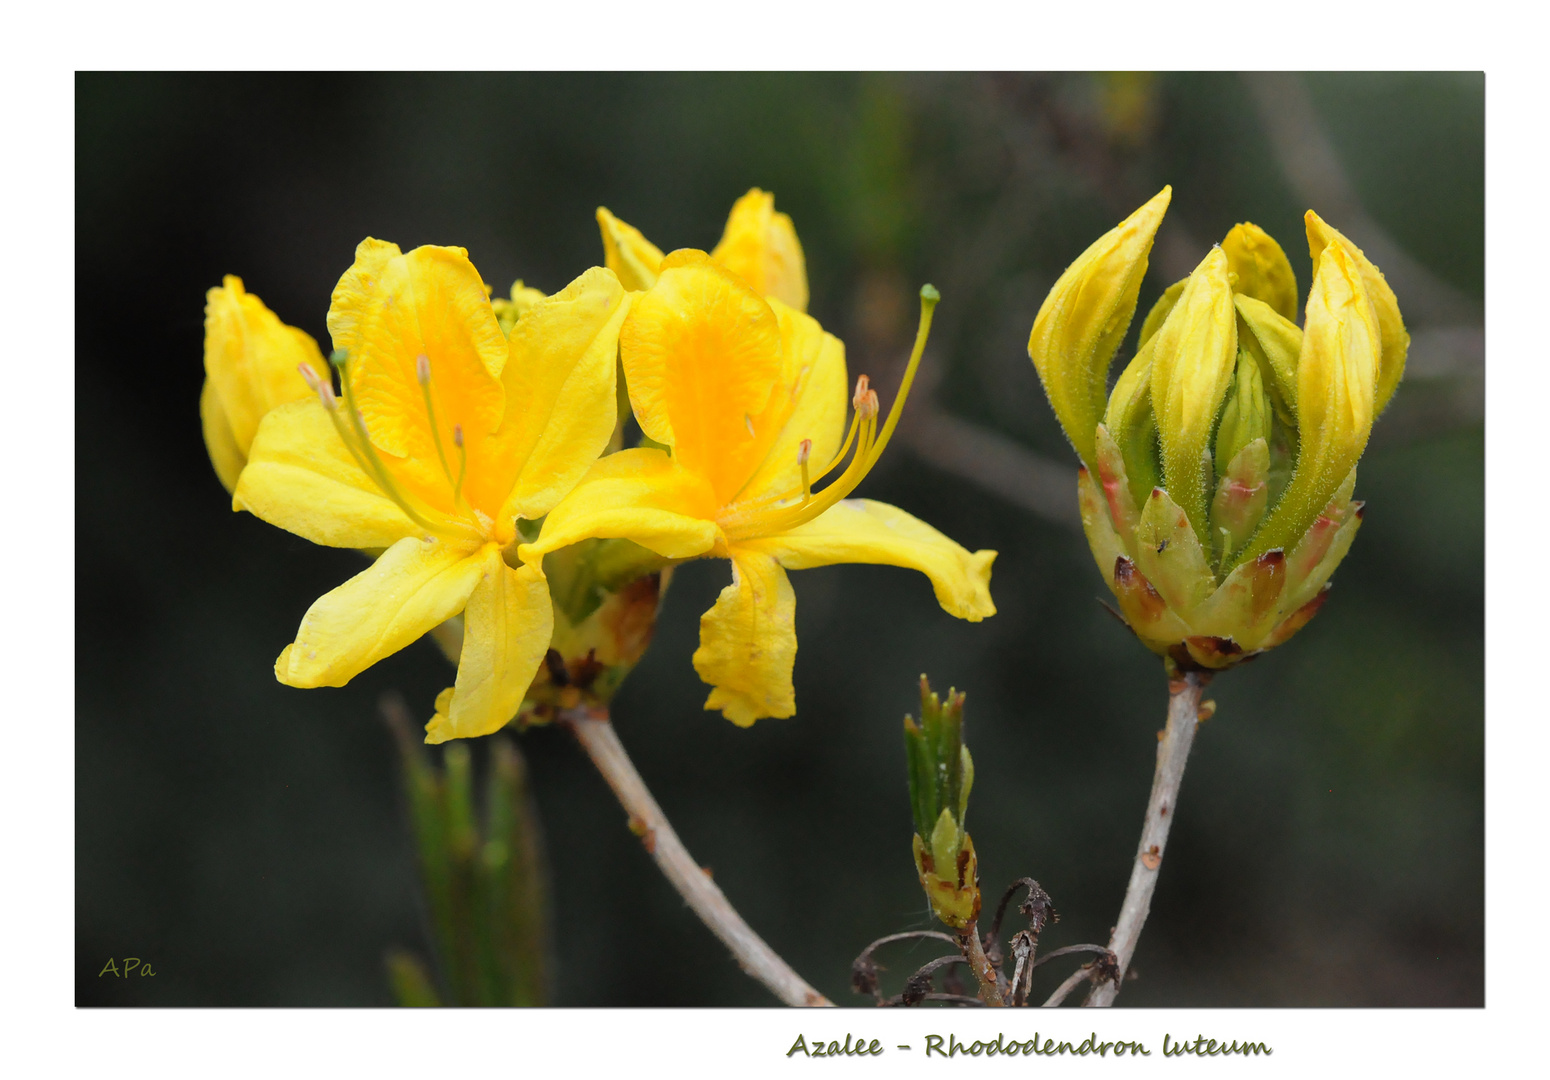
[1084,670,1208,1007]
[562,706,833,1007]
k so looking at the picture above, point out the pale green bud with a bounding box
[1213,349,1272,477]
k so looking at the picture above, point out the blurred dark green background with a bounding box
[76,72,1482,1007]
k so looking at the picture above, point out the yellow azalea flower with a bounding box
[597,188,809,310]
[201,276,328,492]
[522,250,995,727]
[233,239,631,743]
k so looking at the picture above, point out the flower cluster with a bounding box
[203,191,996,741]
[1028,188,1407,668]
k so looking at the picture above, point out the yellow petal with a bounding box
[1237,244,1379,565]
[1222,222,1298,321]
[731,299,848,504]
[204,275,328,453]
[327,238,400,366]
[1149,245,1238,544]
[275,535,489,689]
[424,553,553,743]
[524,448,720,562]
[336,244,509,516]
[200,377,246,493]
[694,547,797,726]
[1305,211,1409,415]
[496,267,631,525]
[747,499,996,621]
[710,188,810,312]
[597,207,666,292]
[1027,187,1170,470]
[620,251,783,504]
[234,398,417,549]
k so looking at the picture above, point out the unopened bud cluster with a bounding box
[1028,188,1407,669]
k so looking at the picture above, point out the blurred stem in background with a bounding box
[383,694,550,1007]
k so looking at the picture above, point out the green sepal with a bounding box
[1280,468,1360,614]
[1134,486,1217,615]
[1092,424,1142,543]
[1077,466,1131,584]
[1111,554,1190,647]
[1189,548,1288,648]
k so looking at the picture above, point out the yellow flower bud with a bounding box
[709,188,809,313]
[1237,243,1379,565]
[1149,246,1238,545]
[1027,187,1171,470]
[1305,211,1409,415]
[596,206,666,292]
[1233,293,1302,424]
[491,279,547,335]
[1222,222,1299,322]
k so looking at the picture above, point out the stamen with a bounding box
[745,413,757,438]
[330,350,476,540]
[415,352,458,489]
[723,285,939,541]
[298,362,336,409]
[452,424,468,505]
[798,439,813,504]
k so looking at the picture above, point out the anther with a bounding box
[297,363,336,409]
[416,353,431,386]
[857,389,880,421]
[745,413,756,438]
[453,424,464,448]
[852,374,871,411]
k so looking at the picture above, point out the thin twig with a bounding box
[1043,964,1095,1007]
[852,930,960,1003]
[1031,943,1113,972]
[560,706,832,1007]
[1084,670,1209,1006]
